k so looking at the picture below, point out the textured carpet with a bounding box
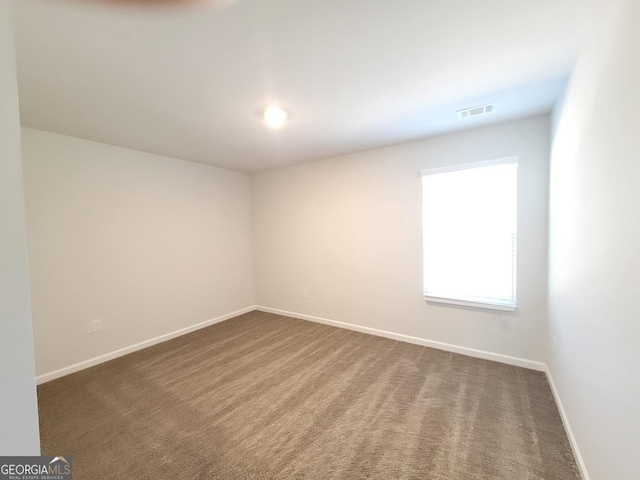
[38,311,579,479]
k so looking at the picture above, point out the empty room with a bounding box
[1,0,638,479]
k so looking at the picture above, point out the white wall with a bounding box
[548,0,640,478]
[0,0,40,455]
[22,128,255,377]
[253,116,550,362]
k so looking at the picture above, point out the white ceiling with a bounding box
[15,0,596,172]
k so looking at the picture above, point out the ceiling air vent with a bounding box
[457,104,496,119]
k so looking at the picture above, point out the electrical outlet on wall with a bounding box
[86,319,102,334]
[301,289,309,299]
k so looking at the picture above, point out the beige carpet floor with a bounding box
[38,311,579,479]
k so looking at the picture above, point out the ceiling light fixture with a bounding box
[261,106,289,129]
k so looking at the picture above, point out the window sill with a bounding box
[424,295,516,312]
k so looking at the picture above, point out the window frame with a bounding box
[421,156,519,312]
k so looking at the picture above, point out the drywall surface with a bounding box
[253,116,550,362]
[22,128,254,376]
[0,1,40,455]
[548,0,640,478]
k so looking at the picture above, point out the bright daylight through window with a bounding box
[422,158,518,310]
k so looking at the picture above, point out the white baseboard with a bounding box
[36,305,257,385]
[545,366,590,480]
[255,306,546,372]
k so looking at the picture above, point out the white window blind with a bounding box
[421,158,518,310]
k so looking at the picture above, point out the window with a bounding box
[421,158,518,311]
